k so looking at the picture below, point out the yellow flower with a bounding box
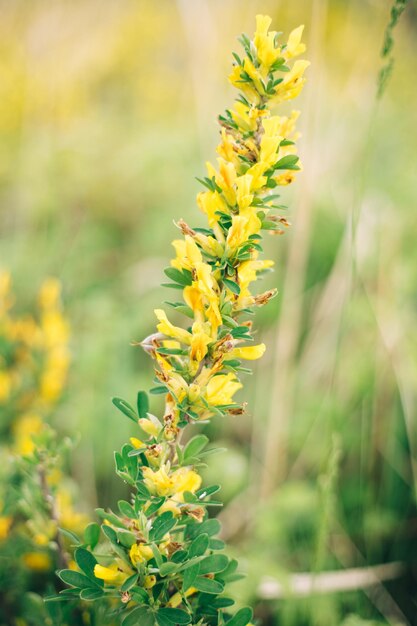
[155,309,191,345]
[183,286,204,319]
[237,256,274,306]
[272,60,310,104]
[171,236,203,271]
[129,543,154,566]
[229,344,266,361]
[254,14,281,70]
[205,373,242,406]
[189,322,212,372]
[247,162,268,190]
[235,174,254,210]
[168,587,198,608]
[144,575,156,589]
[130,437,144,449]
[229,101,266,133]
[94,563,129,586]
[138,417,162,438]
[143,465,201,500]
[226,210,261,253]
[284,25,306,59]
[228,64,259,103]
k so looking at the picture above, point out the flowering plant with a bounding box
[57,15,308,626]
[0,273,89,624]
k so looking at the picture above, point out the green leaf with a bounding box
[151,543,163,567]
[122,607,155,626]
[199,554,229,574]
[164,267,193,286]
[84,523,100,549]
[194,576,224,594]
[157,608,191,625]
[58,527,81,546]
[189,533,209,558]
[199,518,221,536]
[209,538,226,550]
[223,278,240,295]
[227,607,253,626]
[145,496,165,516]
[182,562,200,592]
[196,484,221,499]
[274,154,299,170]
[121,573,138,592]
[155,614,172,626]
[137,391,149,419]
[118,500,136,518]
[136,481,151,500]
[112,397,137,422]
[101,524,118,543]
[57,569,94,590]
[96,508,126,528]
[117,530,137,548]
[159,562,179,577]
[79,588,104,601]
[74,548,101,585]
[161,283,184,290]
[149,386,168,395]
[132,587,150,603]
[149,512,176,542]
[183,435,209,462]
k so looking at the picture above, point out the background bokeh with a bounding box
[1,0,417,624]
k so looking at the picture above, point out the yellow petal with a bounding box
[229,343,266,360]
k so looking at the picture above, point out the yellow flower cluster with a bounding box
[0,272,87,573]
[90,17,308,616]
[0,271,70,454]
[141,15,308,439]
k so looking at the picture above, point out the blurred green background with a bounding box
[1,0,417,624]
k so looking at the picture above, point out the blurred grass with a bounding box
[1,0,417,623]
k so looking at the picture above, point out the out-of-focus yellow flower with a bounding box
[38,278,61,310]
[0,515,12,540]
[0,270,12,314]
[12,413,43,456]
[56,490,89,535]
[23,551,52,572]
[0,371,11,402]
